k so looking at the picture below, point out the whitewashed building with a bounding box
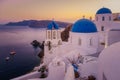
[11,7,120,80]
[94,7,120,46]
[98,42,120,80]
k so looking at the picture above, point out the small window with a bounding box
[109,16,111,21]
[90,38,92,46]
[48,31,51,39]
[53,31,56,39]
[101,26,104,31]
[102,16,105,21]
[78,38,81,45]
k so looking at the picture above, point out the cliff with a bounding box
[61,24,73,41]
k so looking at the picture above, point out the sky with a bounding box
[0,0,120,24]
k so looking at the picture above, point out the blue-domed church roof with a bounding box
[96,7,112,14]
[47,21,59,30]
[71,19,97,33]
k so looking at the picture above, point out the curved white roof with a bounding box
[98,42,120,80]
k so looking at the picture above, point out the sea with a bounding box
[0,25,46,80]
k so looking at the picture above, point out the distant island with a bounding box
[5,20,71,28]
[5,20,73,42]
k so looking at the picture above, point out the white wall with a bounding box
[98,42,120,80]
[11,71,40,80]
[94,14,113,31]
[69,32,99,54]
[44,29,62,65]
[111,22,120,29]
[47,59,65,80]
[80,61,98,78]
[107,30,120,46]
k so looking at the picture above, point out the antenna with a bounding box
[83,15,85,19]
[90,16,92,20]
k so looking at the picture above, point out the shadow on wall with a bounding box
[108,30,120,46]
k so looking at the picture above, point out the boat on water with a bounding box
[10,49,16,55]
[5,57,10,61]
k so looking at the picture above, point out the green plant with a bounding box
[88,75,96,80]
[38,65,48,78]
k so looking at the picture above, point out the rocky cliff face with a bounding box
[61,24,72,42]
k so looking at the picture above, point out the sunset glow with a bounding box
[0,0,120,24]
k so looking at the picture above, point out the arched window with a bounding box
[90,38,92,46]
[48,31,51,39]
[101,26,104,31]
[78,38,81,45]
[109,16,111,21]
[53,31,56,39]
[102,16,105,21]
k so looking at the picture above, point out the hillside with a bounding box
[29,20,70,28]
[5,20,35,26]
[5,20,70,28]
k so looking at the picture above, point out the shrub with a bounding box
[88,75,96,80]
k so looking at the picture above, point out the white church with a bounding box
[12,7,120,80]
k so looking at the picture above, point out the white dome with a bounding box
[98,42,120,80]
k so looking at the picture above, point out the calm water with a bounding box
[0,25,45,80]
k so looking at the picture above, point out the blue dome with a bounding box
[96,7,112,14]
[47,21,59,30]
[71,19,97,33]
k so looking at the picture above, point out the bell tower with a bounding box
[95,7,113,45]
[44,21,62,64]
